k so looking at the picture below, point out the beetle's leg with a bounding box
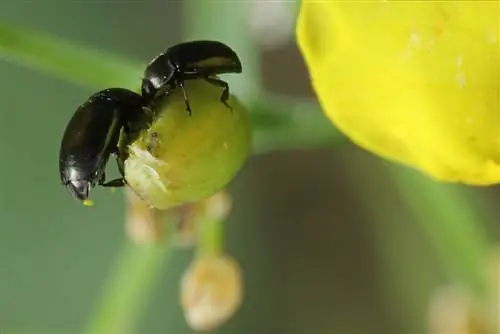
[110,148,127,180]
[204,77,231,111]
[98,172,107,184]
[110,147,126,168]
[177,81,192,116]
[100,178,126,188]
[110,146,120,157]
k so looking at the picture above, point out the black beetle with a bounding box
[141,40,242,114]
[59,88,147,204]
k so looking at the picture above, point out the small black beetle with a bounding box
[141,40,242,114]
[59,88,146,204]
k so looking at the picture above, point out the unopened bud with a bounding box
[180,254,243,331]
[201,191,232,221]
[428,285,487,334]
[174,191,232,249]
[125,187,166,244]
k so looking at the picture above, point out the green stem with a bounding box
[250,97,344,154]
[84,241,171,334]
[351,161,492,329]
[0,21,144,90]
[389,165,492,298]
[197,218,224,258]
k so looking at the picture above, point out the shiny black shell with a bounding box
[59,88,145,201]
[141,40,242,100]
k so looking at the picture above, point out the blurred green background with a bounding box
[0,2,498,334]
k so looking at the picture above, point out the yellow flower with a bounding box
[297,1,500,185]
[180,254,243,331]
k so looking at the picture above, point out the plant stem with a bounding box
[83,241,171,334]
[389,165,492,298]
[250,98,344,154]
[0,21,144,90]
[197,218,224,258]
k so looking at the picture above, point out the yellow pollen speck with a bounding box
[83,199,94,206]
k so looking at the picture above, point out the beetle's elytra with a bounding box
[141,40,243,114]
[59,88,147,204]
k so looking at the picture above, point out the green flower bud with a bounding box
[121,79,252,210]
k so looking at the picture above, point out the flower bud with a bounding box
[180,254,243,331]
[297,2,500,184]
[124,186,167,244]
[174,191,232,248]
[122,79,252,209]
[428,285,487,334]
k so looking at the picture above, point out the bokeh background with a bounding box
[0,2,498,334]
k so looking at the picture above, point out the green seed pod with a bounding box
[120,79,252,210]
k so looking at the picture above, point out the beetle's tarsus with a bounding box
[110,146,120,157]
[205,77,232,111]
[100,178,126,188]
[177,81,192,116]
[98,172,106,184]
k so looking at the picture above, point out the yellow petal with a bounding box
[297,1,500,185]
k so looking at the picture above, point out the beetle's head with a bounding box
[64,179,93,205]
[141,78,158,100]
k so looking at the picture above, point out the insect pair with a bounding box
[59,40,243,205]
